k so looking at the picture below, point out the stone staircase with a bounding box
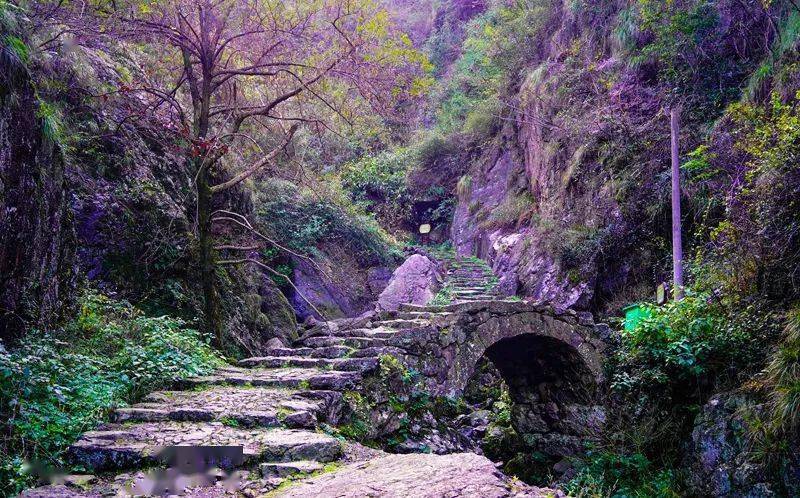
[25,255,510,497]
[436,253,501,303]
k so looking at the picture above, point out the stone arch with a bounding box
[442,308,604,396]
[481,334,604,461]
[430,304,607,465]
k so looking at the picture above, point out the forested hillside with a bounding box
[2,1,800,497]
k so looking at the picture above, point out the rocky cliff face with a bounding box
[447,0,777,311]
[0,60,75,343]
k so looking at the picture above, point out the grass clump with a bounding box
[565,450,681,498]
[430,285,454,306]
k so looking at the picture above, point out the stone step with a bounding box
[348,346,406,358]
[183,367,362,391]
[372,319,429,330]
[263,346,359,360]
[300,336,388,349]
[398,303,446,313]
[239,356,379,373]
[260,460,325,478]
[326,327,397,339]
[68,422,342,472]
[448,279,496,284]
[263,347,314,357]
[112,386,330,429]
[393,311,452,320]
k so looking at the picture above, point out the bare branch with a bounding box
[209,123,300,193]
[214,245,262,251]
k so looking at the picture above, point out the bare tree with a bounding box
[47,0,429,343]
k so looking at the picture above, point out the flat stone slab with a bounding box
[261,459,325,478]
[183,367,361,391]
[68,422,342,471]
[301,336,388,348]
[272,452,564,497]
[238,356,378,372]
[113,386,326,428]
[22,469,265,498]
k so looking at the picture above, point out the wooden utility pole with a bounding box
[670,107,684,300]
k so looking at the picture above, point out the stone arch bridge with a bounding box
[380,299,610,461]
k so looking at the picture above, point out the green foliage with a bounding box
[256,180,400,267]
[434,1,553,133]
[482,191,536,229]
[612,293,770,395]
[3,34,28,65]
[0,293,222,495]
[565,450,681,498]
[631,0,718,90]
[0,2,30,95]
[607,292,777,472]
[430,285,454,306]
[765,309,800,436]
[456,175,472,200]
[710,90,800,299]
[341,147,413,229]
[340,132,462,232]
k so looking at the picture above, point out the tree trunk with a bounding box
[670,107,684,301]
[197,168,224,346]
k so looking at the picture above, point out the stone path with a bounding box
[23,255,558,497]
[437,253,502,303]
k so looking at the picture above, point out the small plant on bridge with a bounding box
[431,285,455,306]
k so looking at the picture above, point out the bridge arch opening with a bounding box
[464,333,605,482]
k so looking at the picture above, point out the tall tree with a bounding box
[46,0,430,343]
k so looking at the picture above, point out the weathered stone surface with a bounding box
[20,485,102,498]
[377,254,441,311]
[68,422,342,471]
[23,254,608,498]
[184,366,362,391]
[113,386,334,428]
[272,452,563,497]
[238,356,379,373]
[685,392,798,497]
[261,460,325,478]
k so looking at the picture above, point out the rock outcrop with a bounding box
[0,56,76,343]
[377,254,441,311]
[276,452,562,498]
[686,392,800,497]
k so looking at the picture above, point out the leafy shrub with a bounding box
[688,90,800,302]
[565,450,681,498]
[632,0,719,90]
[0,292,222,495]
[340,148,413,230]
[612,293,771,396]
[608,292,777,468]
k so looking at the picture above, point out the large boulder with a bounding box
[376,254,441,311]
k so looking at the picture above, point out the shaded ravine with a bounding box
[22,255,602,497]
